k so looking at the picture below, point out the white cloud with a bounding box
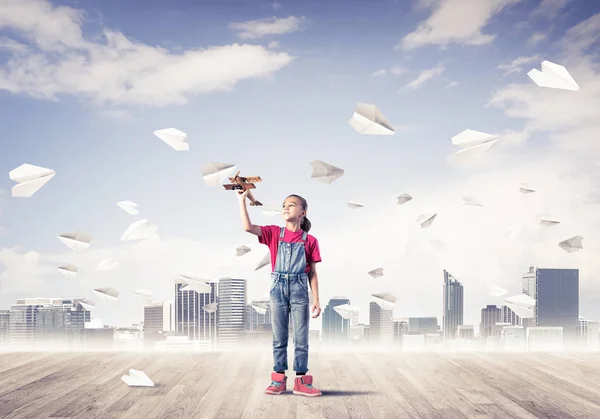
[496,54,541,76]
[527,32,547,46]
[403,64,445,90]
[446,81,458,88]
[372,66,407,76]
[0,248,54,294]
[229,16,305,39]
[0,0,295,108]
[271,2,282,9]
[530,0,574,20]
[398,0,522,50]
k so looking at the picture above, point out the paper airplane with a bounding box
[397,194,413,205]
[348,201,364,209]
[203,302,218,313]
[153,128,189,151]
[452,129,498,155]
[93,287,119,301]
[540,216,560,227]
[416,213,437,228]
[121,219,159,242]
[519,183,535,194]
[121,369,155,387]
[502,293,535,319]
[201,162,236,186]
[133,289,154,298]
[347,102,395,135]
[372,293,396,310]
[255,252,270,271]
[97,258,119,271]
[488,284,508,297]
[252,303,269,315]
[180,274,213,293]
[236,245,251,257]
[78,300,95,310]
[9,164,56,198]
[333,304,360,320]
[57,264,79,279]
[559,235,583,253]
[310,160,345,184]
[527,60,579,91]
[463,196,483,206]
[117,201,139,216]
[58,231,91,252]
[368,268,384,278]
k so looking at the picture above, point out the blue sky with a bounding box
[1,0,600,332]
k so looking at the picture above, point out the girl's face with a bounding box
[282,197,305,222]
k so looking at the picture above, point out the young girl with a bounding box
[238,190,323,397]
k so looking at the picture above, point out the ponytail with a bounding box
[301,216,311,233]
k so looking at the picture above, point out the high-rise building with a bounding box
[480,305,502,342]
[443,270,463,341]
[407,317,438,335]
[217,278,247,349]
[523,267,579,340]
[369,301,393,345]
[321,297,350,344]
[501,305,520,326]
[174,279,201,340]
[198,282,218,343]
[144,301,173,333]
[0,310,9,346]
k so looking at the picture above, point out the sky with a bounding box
[0,0,599,333]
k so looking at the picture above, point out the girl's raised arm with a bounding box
[239,190,262,236]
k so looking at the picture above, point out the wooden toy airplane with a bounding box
[223,171,263,206]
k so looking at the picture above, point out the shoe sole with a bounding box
[265,390,286,395]
[292,390,322,397]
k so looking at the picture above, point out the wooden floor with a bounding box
[2,350,600,418]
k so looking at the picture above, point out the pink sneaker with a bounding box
[293,375,322,397]
[265,372,287,395]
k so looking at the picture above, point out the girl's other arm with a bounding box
[239,190,262,236]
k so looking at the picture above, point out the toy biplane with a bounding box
[223,171,263,206]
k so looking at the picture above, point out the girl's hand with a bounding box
[238,189,248,202]
[311,301,321,319]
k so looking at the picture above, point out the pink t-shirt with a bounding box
[258,225,322,273]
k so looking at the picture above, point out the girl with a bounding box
[238,189,323,397]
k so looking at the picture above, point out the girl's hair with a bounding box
[286,194,311,232]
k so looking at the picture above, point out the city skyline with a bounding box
[1,0,600,331]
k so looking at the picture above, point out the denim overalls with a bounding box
[270,227,311,373]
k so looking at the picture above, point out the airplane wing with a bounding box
[223,184,243,190]
[242,176,262,183]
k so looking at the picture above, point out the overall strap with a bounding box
[279,227,285,239]
[301,231,308,241]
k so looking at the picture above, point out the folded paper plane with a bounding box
[333,304,360,320]
[540,216,560,227]
[416,213,437,228]
[502,293,535,319]
[236,245,251,257]
[203,302,218,313]
[117,201,139,216]
[463,196,483,206]
[133,289,154,298]
[262,207,281,217]
[121,369,155,387]
[372,293,396,310]
[368,268,384,278]
[9,164,56,198]
[57,264,79,279]
[121,219,159,242]
[93,287,119,301]
[488,284,508,297]
[519,183,535,194]
[97,258,119,271]
[348,201,364,209]
[310,160,344,184]
[201,162,237,186]
[559,235,583,253]
[78,300,95,310]
[154,128,189,151]
[255,252,270,271]
[527,60,579,91]
[452,129,498,155]
[347,102,395,135]
[58,231,91,252]
[397,194,413,205]
[252,303,269,315]
[180,274,213,294]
